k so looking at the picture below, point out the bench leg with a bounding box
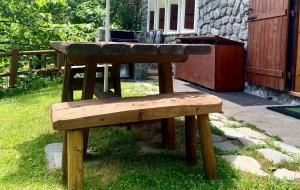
[185,116,197,165]
[62,131,68,183]
[197,114,217,179]
[83,129,89,159]
[68,129,84,190]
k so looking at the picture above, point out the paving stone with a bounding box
[214,141,239,152]
[257,148,293,164]
[212,134,225,142]
[239,136,266,146]
[227,120,242,127]
[272,168,300,181]
[216,126,246,139]
[222,155,269,176]
[235,127,268,140]
[45,143,62,169]
[274,141,300,157]
[137,141,163,154]
[210,120,226,128]
[209,113,228,123]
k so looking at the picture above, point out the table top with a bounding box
[50,41,212,64]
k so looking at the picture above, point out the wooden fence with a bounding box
[0,48,64,88]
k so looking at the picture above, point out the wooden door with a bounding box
[247,0,290,91]
[295,7,300,92]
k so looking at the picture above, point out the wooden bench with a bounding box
[51,92,222,189]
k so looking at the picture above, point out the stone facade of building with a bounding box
[142,0,250,45]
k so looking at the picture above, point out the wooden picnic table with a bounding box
[50,41,212,151]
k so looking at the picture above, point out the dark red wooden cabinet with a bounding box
[175,36,245,92]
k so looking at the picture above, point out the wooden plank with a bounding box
[248,10,287,21]
[247,67,283,77]
[68,129,83,190]
[185,115,197,165]
[51,92,222,131]
[197,114,217,179]
[19,50,56,55]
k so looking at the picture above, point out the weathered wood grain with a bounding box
[197,114,217,179]
[51,92,222,130]
[67,129,83,190]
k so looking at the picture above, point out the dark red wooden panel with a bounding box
[247,0,290,91]
[184,0,195,29]
[170,4,178,30]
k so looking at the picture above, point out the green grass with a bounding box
[287,107,300,114]
[0,80,299,189]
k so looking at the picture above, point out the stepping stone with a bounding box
[137,141,163,154]
[274,141,300,157]
[215,126,246,139]
[272,168,300,181]
[235,127,268,140]
[212,134,225,142]
[209,113,228,123]
[239,136,266,146]
[227,120,242,128]
[214,141,239,152]
[210,120,226,128]
[257,148,293,164]
[222,155,269,177]
[45,143,62,169]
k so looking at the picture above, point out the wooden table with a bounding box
[50,41,212,177]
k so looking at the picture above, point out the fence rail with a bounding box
[0,48,64,88]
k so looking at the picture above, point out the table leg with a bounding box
[185,116,197,165]
[61,61,72,102]
[112,63,121,96]
[81,62,97,158]
[158,63,175,149]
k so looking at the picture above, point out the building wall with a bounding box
[142,0,250,45]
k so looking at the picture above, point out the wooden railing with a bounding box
[0,48,64,87]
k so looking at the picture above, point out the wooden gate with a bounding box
[247,0,290,91]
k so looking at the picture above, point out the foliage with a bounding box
[0,0,141,52]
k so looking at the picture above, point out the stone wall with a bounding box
[198,0,250,43]
[141,0,148,32]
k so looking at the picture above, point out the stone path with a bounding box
[174,79,300,147]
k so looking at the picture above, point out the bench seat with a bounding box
[51,92,222,190]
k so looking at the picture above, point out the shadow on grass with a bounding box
[3,127,238,190]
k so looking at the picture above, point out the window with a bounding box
[147,0,197,34]
[149,11,155,30]
[170,4,178,30]
[184,0,195,29]
[159,8,165,29]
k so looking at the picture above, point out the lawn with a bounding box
[287,107,300,114]
[0,80,299,189]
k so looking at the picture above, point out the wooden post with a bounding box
[185,115,197,165]
[112,63,121,96]
[197,114,217,179]
[81,62,97,158]
[57,52,65,69]
[68,129,84,190]
[9,47,19,88]
[158,62,175,149]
